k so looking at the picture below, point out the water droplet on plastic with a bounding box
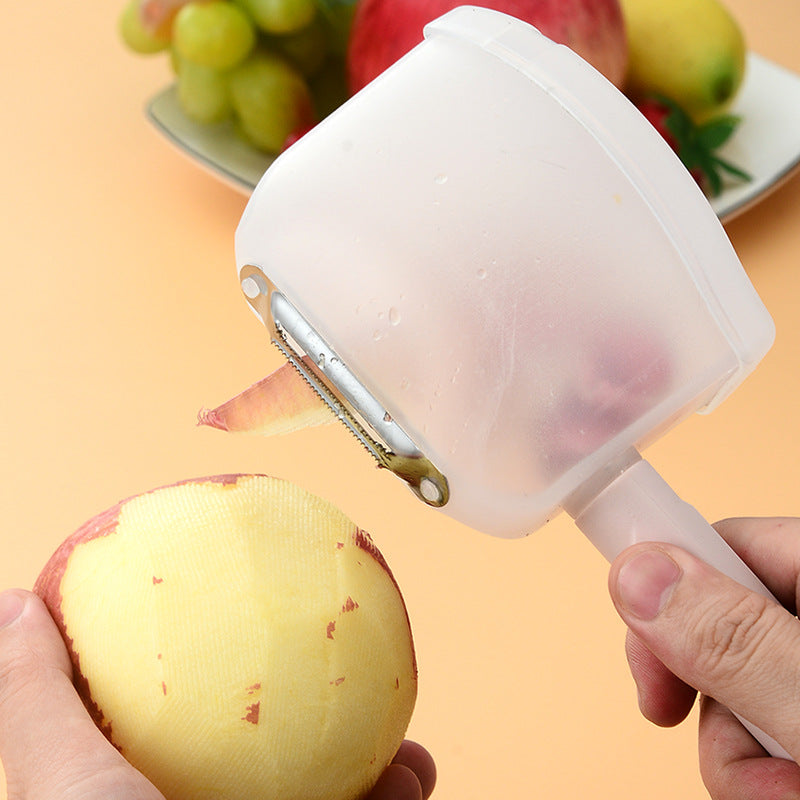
[383,412,392,423]
[373,330,382,341]
[434,173,448,185]
[389,307,401,326]
[477,267,487,280]
[318,353,326,367]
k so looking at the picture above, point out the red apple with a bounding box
[347,0,628,94]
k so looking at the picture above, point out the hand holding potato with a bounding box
[1,474,435,800]
[0,589,435,800]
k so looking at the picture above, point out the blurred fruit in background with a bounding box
[619,0,749,196]
[346,0,628,93]
[228,50,315,151]
[620,0,747,123]
[120,0,353,152]
[119,0,751,195]
[635,95,750,197]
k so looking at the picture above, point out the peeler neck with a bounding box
[562,448,642,537]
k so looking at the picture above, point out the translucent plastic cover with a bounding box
[235,6,774,537]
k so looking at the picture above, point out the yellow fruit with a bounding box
[34,474,417,800]
[620,0,746,120]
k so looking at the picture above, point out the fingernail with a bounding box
[0,591,25,629]
[617,549,682,620]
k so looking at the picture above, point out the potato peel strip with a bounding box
[198,359,331,436]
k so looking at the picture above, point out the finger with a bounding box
[0,589,163,800]
[623,519,800,732]
[367,764,423,800]
[608,543,800,760]
[392,740,437,798]
[625,629,697,727]
[713,518,800,612]
[698,695,800,800]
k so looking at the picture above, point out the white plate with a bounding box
[147,53,800,222]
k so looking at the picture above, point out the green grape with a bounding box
[229,50,314,152]
[119,0,171,54]
[233,0,316,36]
[269,17,328,76]
[177,59,233,123]
[173,1,256,70]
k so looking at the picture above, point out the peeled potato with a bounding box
[34,474,417,800]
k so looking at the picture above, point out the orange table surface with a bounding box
[2,1,799,798]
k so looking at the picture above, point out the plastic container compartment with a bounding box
[236,6,774,539]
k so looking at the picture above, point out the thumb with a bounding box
[0,589,163,800]
[608,544,800,761]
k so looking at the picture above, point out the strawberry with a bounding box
[635,95,750,197]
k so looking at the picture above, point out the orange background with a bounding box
[1,1,799,797]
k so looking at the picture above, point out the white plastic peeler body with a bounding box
[234,6,785,759]
[236,6,774,537]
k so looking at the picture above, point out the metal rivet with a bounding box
[419,477,442,504]
[241,274,267,299]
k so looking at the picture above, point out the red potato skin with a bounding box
[34,474,243,619]
[33,476,256,744]
[33,500,124,742]
[197,359,330,436]
[32,474,417,748]
[347,0,628,93]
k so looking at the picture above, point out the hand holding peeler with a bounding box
[233,6,785,759]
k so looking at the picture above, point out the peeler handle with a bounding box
[569,454,792,761]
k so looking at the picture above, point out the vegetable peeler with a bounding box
[234,6,785,758]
